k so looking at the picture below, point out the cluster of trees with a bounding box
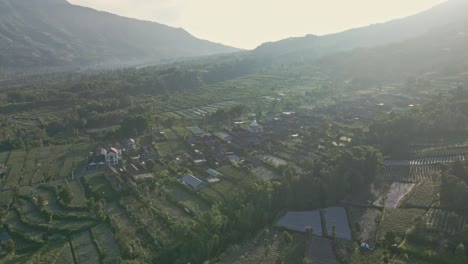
[365,87,468,157]
[155,179,288,263]
[204,104,251,127]
[440,160,468,211]
[287,146,383,209]
[119,115,150,137]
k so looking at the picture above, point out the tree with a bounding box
[120,115,149,137]
[58,184,73,204]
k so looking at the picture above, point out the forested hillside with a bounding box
[0,0,236,71]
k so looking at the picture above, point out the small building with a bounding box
[187,126,204,135]
[227,154,241,163]
[215,132,233,142]
[182,174,207,191]
[206,168,223,178]
[248,119,263,133]
[105,147,122,166]
[141,147,158,161]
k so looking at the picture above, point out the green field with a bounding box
[401,181,439,208]
[377,208,426,240]
[156,141,187,156]
[166,184,210,214]
[83,173,118,201]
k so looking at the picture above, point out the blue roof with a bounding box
[183,174,205,189]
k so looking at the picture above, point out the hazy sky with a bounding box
[68,0,447,49]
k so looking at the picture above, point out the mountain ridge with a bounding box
[0,0,238,72]
[252,0,467,60]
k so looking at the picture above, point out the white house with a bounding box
[105,147,122,166]
[248,119,263,133]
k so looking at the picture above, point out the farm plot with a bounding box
[106,202,136,230]
[277,211,322,235]
[0,190,13,207]
[71,231,100,264]
[56,242,75,264]
[143,189,191,220]
[373,182,415,208]
[200,186,224,202]
[17,198,47,224]
[307,236,338,264]
[414,146,468,158]
[210,180,243,200]
[67,181,87,207]
[155,141,187,156]
[377,165,440,183]
[6,210,45,240]
[120,196,174,246]
[166,185,210,214]
[401,181,439,208]
[0,151,10,164]
[92,224,120,263]
[348,207,382,246]
[3,239,65,264]
[216,166,249,181]
[424,209,468,235]
[222,230,301,264]
[4,150,27,189]
[383,155,465,166]
[377,208,426,240]
[21,156,38,186]
[323,207,352,240]
[48,180,87,207]
[252,166,278,181]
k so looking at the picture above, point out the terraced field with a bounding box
[377,208,426,240]
[424,209,468,235]
[384,155,465,166]
[413,146,468,158]
[1,144,91,190]
[376,165,441,183]
[71,231,100,264]
[56,242,75,264]
[401,181,440,208]
[92,224,121,263]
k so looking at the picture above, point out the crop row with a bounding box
[424,209,468,235]
[384,155,465,166]
[376,165,441,183]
